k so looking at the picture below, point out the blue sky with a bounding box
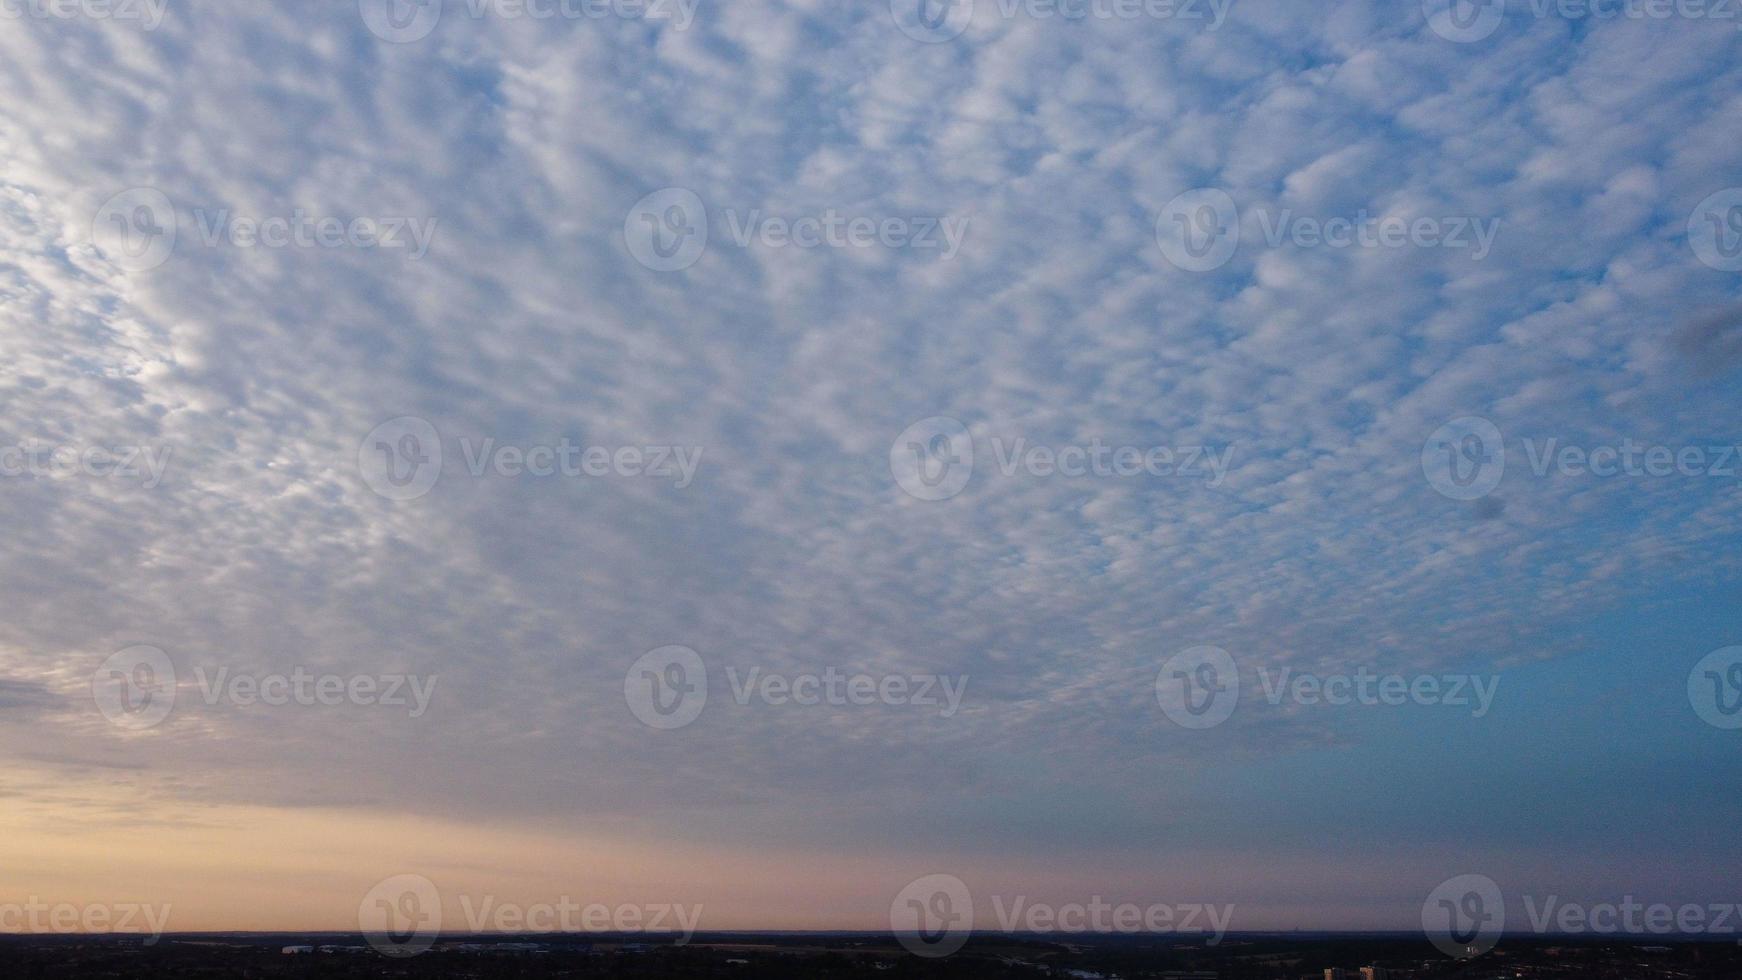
[0,0,1739,933]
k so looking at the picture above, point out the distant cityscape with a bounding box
[2,933,1737,979]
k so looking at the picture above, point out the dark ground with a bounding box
[1,933,1737,979]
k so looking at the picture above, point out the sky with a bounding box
[0,0,1740,943]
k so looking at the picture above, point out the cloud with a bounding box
[0,0,1739,920]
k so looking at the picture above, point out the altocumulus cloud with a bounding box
[0,0,1738,896]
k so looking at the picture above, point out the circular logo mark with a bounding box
[1156,189,1239,273]
[890,0,974,43]
[1689,646,1742,730]
[1156,645,1239,729]
[1422,416,1505,501]
[92,187,177,273]
[359,874,441,957]
[1422,874,1504,958]
[625,188,708,272]
[359,417,443,501]
[1423,0,1505,42]
[625,645,708,730]
[92,645,177,730]
[891,874,973,958]
[890,417,973,502]
[360,0,443,43]
[1689,188,1742,273]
